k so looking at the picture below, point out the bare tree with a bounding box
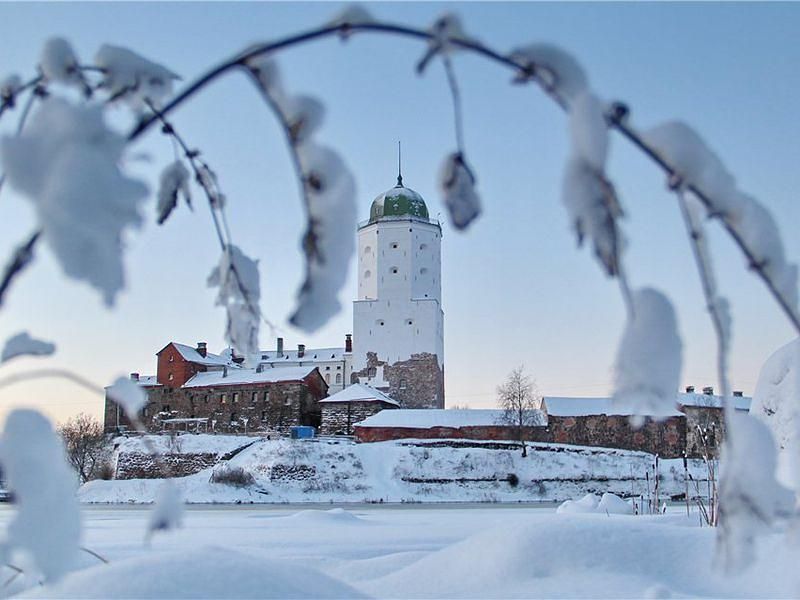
[58,413,107,483]
[497,366,542,457]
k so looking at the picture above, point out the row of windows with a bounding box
[375,318,414,326]
[324,373,342,384]
[363,267,430,279]
[363,242,429,255]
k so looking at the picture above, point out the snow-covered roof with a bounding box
[183,366,317,388]
[678,392,751,411]
[320,383,399,406]
[136,375,160,387]
[254,347,346,364]
[355,409,547,429]
[171,343,238,368]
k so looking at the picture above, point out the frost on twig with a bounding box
[417,12,471,74]
[1,331,55,364]
[95,44,179,109]
[208,245,261,354]
[290,144,357,332]
[0,98,148,306]
[106,376,147,422]
[438,152,481,230]
[613,288,683,426]
[645,121,799,322]
[283,95,325,145]
[328,3,375,39]
[156,160,191,225]
[0,75,22,109]
[39,37,87,94]
[0,409,81,582]
[146,480,184,540]
[509,43,588,104]
[717,413,794,572]
[563,91,625,279]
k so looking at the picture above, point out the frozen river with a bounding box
[2,503,795,598]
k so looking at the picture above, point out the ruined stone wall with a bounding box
[351,352,444,409]
[115,452,219,479]
[355,414,690,458]
[105,381,323,435]
[320,401,396,435]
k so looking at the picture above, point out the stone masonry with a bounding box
[320,400,397,436]
[351,352,444,409]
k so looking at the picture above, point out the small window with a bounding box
[368,367,377,377]
[399,380,407,390]
[336,365,341,370]
[189,395,195,405]
[364,270,371,279]
[143,407,149,417]
[204,395,209,404]
[335,373,342,384]
[420,267,428,275]
[221,394,227,404]
[325,366,330,370]
[390,267,398,274]
[391,242,399,249]
[251,392,257,402]
[284,397,292,406]
[233,392,239,404]
[169,355,174,362]
[364,245,371,254]
[230,412,237,424]
[325,374,331,384]
[264,391,270,402]
[420,243,428,250]
[406,319,413,325]
[162,404,171,413]
[168,373,174,381]
[261,410,267,421]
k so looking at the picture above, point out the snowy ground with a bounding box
[4,504,799,598]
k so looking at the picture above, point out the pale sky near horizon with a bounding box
[0,1,798,425]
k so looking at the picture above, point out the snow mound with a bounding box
[557,493,632,515]
[21,546,364,599]
[556,492,599,514]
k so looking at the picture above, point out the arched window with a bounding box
[420,243,428,250]
[420,267,428,275]
[325,373,331,384]
[364,245,371,255]
[364,270,371,279]
[335,373,342,384]
[391,242,399,249]
[376,319,385,326]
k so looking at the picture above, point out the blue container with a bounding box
[290,426,315,439]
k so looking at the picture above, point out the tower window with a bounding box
[391,242,399,249]
[376,319,385,326]
[364,270,371,279]
[406,319,413,325]
[390,267,398,274]
[399,380,407,390]
[364,245,371,254]
[420,243,428,250]
[420,267,428,275]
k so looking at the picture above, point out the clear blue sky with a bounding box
[0,2,798,424]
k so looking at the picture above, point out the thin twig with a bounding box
[441,54,465,154]
[0,230,40,307]
[0,75,43,119]
[80,546,109,564]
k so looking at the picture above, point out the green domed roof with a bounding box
[369,181,429,223]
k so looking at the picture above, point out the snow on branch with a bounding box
[644,121,799,324]
[439,152,481,230]
[156,160,191,225]
[0,409,81,582]
[417,12,472,74]
[1,331,55,363]
[208,244,262,354]
[39,37,87,93]
[613,288,683,426]
[509,43,588,105]
[290,144,357,332]
[106,375,147,421]
[717,413,794,572]
[0,98,148,306]
[94,44,179,109]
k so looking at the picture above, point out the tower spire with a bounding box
[396,140,403,187]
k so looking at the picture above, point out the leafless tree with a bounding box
[497,366,542,457]
[58,413,107,483]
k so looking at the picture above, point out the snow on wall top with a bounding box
[171,343,239,368]
[355,409,547,429]
[252,346,346,364]
[545,393,749,417]
[183,366,316,388]
[136,375,160,387]
[319,383,399,406]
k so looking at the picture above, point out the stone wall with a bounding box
[355,414,691,458]
[106,379,325,435]
[320,401,397,435]
[684,406,725,458]
[351,352,444,409]
[115,452,219,479]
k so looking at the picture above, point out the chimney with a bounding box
[298,344,305,358]
[345,334,352,353]
[256,363,264,373]
[231,350,245,365]
[685,385,695,393]
[130,372,140,381]
[733,390,744,397]
[277,337,284,357]
[702,386,714,395]
[196,342,207,358]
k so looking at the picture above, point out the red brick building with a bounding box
[104,341,328,434]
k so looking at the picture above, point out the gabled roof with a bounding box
[355,408,547,429]
[319,383,399,406]
[183,366,317,388]
[164,342,239,368]
[253,347,346,364]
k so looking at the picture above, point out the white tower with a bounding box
[351,171,445,408]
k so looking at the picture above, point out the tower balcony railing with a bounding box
[358,214,442,229]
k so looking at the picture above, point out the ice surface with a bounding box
[0,331,55,363]
[156,160,191,225]
[438,152,481,230]
[290,144,356,332]
[613,288,683,425]
[106,376,147,421]
[0,409,80,582]
[94,44,179,109]
[207,245,261,355]
[0,98,148,306]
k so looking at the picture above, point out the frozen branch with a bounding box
[0,230,41,307]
